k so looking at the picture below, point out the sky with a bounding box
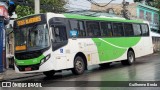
[68,0,134,11]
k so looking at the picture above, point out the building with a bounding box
[0,2,9,73]
[6,12,17,69]
[91,2,160,33]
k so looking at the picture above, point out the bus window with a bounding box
[113,23,124,37]
[124,23,134,36]
[133,24,142,36]
[86,21,100,37]
[141,24,149,36]
[78,21,86,37]
[101,22,112,37]
[52,25,67,42]
[69,20,78,30]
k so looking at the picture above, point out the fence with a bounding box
[152,37,160,52]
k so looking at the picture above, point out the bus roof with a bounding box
[15,13,144,24]
[63,13,143,23]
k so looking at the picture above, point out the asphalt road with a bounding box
[1,52,160,90]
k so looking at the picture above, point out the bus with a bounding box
[13,13,153,77]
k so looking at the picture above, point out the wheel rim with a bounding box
[75,59,84,72]
[128,52,134,63]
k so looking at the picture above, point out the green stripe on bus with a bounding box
[92,37,141,61]
[15,55,45,66]
[63,13,143,23]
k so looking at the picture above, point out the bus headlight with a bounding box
[40,54,51,65]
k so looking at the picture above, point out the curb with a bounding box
[0,76,4,81]
[0,73,4,81]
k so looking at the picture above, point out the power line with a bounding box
[87,0,115,7]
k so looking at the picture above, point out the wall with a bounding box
[137,3,159,32]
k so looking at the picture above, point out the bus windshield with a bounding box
[14,24,50,52]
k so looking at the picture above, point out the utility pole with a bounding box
[34,0,40,14]
[122,0,126,11]
[122,0,130,19]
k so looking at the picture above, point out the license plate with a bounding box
[25,67,32,71]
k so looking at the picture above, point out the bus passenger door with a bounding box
[51,25,68,70]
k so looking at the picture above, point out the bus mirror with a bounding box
[69,30,78,38]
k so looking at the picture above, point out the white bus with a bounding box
[13,13,153,77]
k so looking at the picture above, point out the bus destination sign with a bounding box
[17,16,41,26]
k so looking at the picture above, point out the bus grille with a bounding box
[15,50,42,60]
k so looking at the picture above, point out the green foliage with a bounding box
[134,0,160,14]
[15,0,67,18]
[151,1,160,8]
[15,5,34,18]
[40,0,67,13]
[134,0,157,7]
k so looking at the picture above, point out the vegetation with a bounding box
[15,0,67,18]
[134,0,160,8]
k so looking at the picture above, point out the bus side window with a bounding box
[141,24,149,36]
[101,22,112,37]
[113,23,124,37]
[124,23,134,36]
[52,26,67,43]
[69,20,78,31]
[133,24,142,36]
[86,21,100,37]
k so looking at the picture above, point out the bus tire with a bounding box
[121,50,135,65]
[72,56,85,75]
[43,70,55,77]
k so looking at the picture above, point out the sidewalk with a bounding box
[0,69,42,81]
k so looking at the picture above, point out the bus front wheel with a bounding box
[72,56,85,75]
[43,70,55,77]
[121,50,135,65]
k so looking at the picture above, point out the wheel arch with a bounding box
[128,48,135,53]
[74,52,88,70]
[128,47,135,57]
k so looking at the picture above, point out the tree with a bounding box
[15,5,34,18]
[134,0,158,7]
[15,0,67,18]
[151,0,160,8]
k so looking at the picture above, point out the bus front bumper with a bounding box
[14,60,55,74]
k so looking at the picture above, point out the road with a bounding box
[1,53,160,90]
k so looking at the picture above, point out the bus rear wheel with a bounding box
[121,50,135,65]
[72,56,85,75]
[43,70,55,77]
